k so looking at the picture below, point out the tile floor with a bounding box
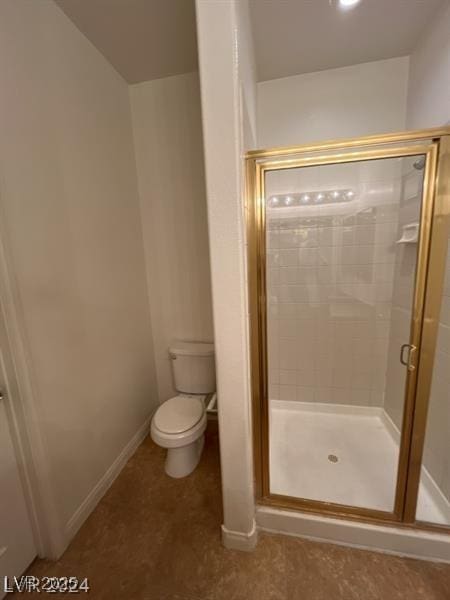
[270,401,448,523]
[18,421,450,599]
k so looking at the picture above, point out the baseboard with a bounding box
[64,416,151,549]
[221,520,258,551]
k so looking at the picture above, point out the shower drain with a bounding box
[328,454,339,463]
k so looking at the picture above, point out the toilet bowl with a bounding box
[151,394,207,478]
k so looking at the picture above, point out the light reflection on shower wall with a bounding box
[266,160,402,407]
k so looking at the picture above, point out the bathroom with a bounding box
[1,0,450,598]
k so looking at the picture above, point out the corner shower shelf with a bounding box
[396,222,419,244]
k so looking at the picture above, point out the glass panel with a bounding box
[416,238,450,526]
[265,155,425,513]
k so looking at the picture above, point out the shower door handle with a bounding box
[400,344,417,371]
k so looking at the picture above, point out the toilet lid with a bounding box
[154,396,204,434]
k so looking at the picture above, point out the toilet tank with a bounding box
[169,341,216,394]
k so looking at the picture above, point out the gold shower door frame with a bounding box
[246,127,450,531]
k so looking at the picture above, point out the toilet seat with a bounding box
[151,411,207,450]
[153,395,204,434]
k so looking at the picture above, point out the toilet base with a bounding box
[165,434,205,478]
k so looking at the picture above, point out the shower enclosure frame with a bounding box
[246,126,450,533]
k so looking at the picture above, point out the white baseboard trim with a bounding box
[64,416,151,549]
[221,520,258,551]
[257,506,450,563]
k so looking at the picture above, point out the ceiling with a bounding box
[56,0,198,84]
[250,0,444,82]
[56,0,444,85]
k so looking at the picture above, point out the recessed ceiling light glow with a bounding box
[338,0,361,9]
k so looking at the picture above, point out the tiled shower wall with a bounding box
[266,161,401,407]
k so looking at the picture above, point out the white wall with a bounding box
[257,57,409,148]
[406,0,450,128]
[0,0,156,550]
[196,0,257,548]
[130,72,214,403]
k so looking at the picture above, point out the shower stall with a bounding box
[247,127,450,533]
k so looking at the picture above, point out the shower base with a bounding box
[270,400,450,525]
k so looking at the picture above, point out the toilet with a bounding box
[151,341,215,478]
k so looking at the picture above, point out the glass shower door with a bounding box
[260,145,435,518]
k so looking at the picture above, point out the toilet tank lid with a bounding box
[169,341,214,357]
